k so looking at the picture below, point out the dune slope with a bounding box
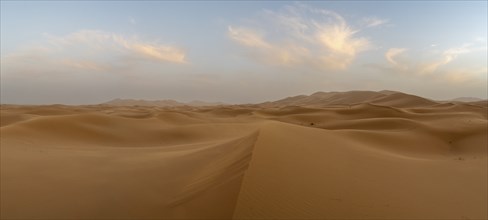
[1,106,260,219]
[233,121,487,219]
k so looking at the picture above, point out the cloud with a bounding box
[385,48,407,66]
[1,29,187,82]
[383,42,486,75]
[228,4,373,70]
[362,17,389,28]
[228,26,270,49]
[42,30,186,64]
[419,43,485,74]
[379,42,487,85]
[228,26,309,65]
[315,23,370,69]
[316,25,367,55]
[130,43,186,63]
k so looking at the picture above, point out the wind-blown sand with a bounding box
[1,91,487,219]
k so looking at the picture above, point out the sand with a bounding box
[1,92,487,219]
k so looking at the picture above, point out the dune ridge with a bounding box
[1,90,487,219]
[258,90,439,108]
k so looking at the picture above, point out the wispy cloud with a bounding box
[0,29,189,100]
[419,43,485,74]
[43,30,186,64]
[362,17,389,28]
[316,22,370,69]
[379,41,487,84]
[228,26,270,49]
[131,44,186,63]
[385,48,407,67]
[228,3,373,70]
[1,29,187,80]
[228,26,310,66]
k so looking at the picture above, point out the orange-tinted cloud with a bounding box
[44,30,186,64]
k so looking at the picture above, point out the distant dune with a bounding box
[259,90,438,108]
[468,100,488,107]
[1,91,487,219]
[103,98,226,107]
[449,97,484,102]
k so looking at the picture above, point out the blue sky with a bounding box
[1,1,487,104]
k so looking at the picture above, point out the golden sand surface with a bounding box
[1,93,487,219]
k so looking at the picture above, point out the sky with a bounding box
[1,1,487,104]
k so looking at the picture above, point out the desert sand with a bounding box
[1,91,487,219]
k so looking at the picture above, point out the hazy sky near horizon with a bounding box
[1,1,487,104]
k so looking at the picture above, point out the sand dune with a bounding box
[469,100,488,107]
[1,91,487,219]
[449,97,484,102]
[260,90,438,108]
[103,98,225,107]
